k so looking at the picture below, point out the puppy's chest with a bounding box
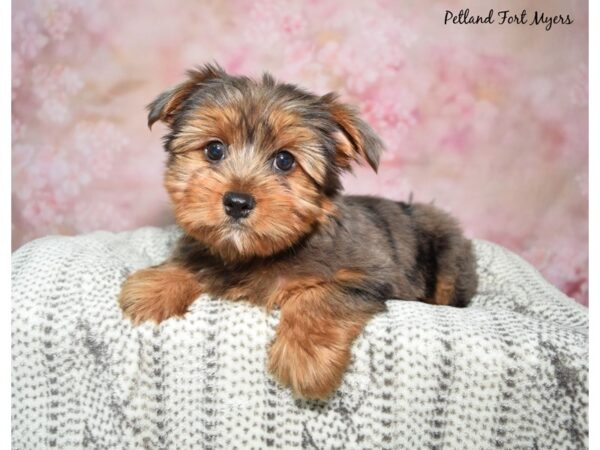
[199,253,337,307]
[200,263,286,306]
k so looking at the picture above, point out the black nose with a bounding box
[223,191,256,219]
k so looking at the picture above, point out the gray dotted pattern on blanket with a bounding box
[12,226,588,449]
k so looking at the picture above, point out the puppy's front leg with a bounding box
[267,271,386,400]
[119,262,203,325]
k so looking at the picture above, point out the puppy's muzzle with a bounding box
[223,191,256,219]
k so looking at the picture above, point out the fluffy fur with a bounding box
[119,64,478,400]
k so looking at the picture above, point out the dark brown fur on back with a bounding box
[119,63,478,400]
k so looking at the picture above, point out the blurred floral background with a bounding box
[11,0,588,304]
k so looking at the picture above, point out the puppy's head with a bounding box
[149,63,384,262]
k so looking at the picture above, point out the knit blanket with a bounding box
[12,226,588,449]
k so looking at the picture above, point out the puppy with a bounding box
[119,64,478,400]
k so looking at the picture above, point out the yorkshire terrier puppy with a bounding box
[119,64,478,400]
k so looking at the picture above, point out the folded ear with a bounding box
[147,63,226,129]
[322,93,385,172]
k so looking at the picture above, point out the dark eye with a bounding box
[205,141,225,161]
[273,150,295,172]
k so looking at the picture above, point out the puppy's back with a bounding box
[338,195,478,306]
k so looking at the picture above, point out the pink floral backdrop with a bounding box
[11,0,588,304]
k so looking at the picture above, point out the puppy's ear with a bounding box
[322,93,384,173]
[147,63,226,129]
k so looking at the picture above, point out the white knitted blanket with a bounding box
[12,226,588,449]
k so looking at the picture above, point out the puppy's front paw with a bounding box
[118,264,202,325]
[268,333,350,400]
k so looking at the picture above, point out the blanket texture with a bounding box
[12,226,588,449]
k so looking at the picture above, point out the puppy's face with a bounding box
[149,64,384,262]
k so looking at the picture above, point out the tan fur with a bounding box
[322,94,380,171]
[118,263,203,324]
[433,275,455,306]
[267,273,374,399]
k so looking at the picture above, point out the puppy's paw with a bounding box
[118,264,202,325]
[267,334,349,400]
